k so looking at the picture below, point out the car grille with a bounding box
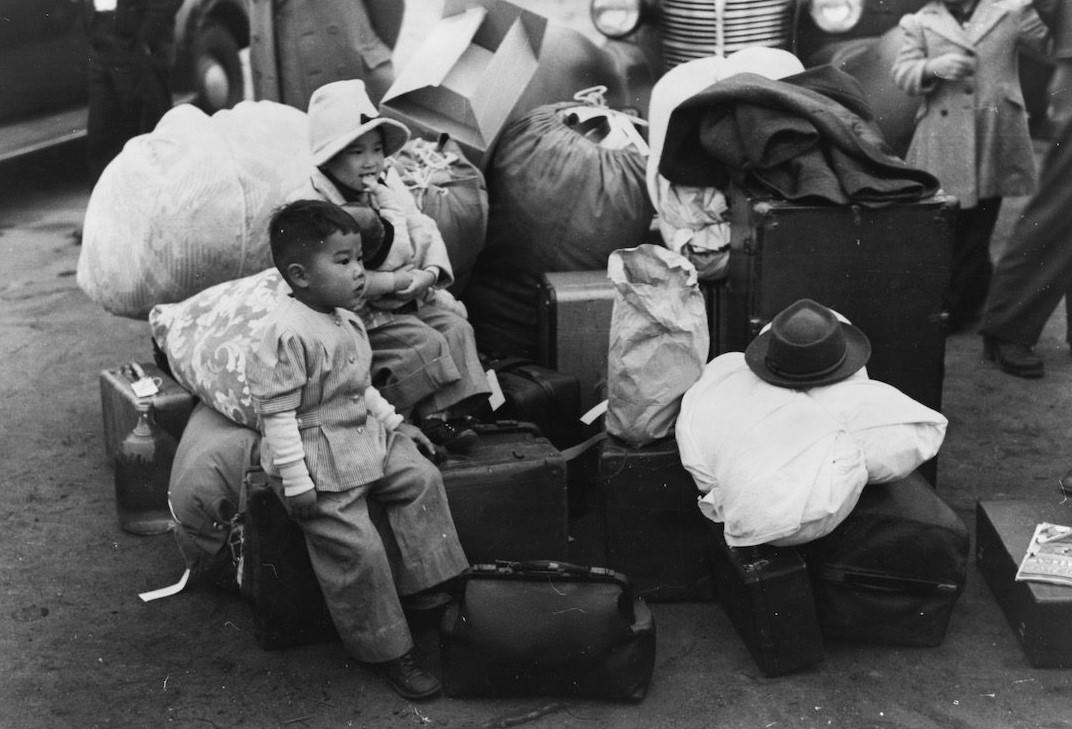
[660,0,796,67]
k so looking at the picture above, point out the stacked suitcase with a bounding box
[708,471,969,676]
[597,435,714,602]
[976,499,1072,668]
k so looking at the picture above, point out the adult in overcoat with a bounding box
[891,0,1049,332]
[978,0,1072,378]
[84,0,181,184]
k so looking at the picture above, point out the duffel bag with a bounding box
[800,470,970,647]
[439,560,655,701]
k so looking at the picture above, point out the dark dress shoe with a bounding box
[420,417,478,453]
[376,650,442,701]
[982,335,1044,378]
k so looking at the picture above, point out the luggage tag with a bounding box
[485,368,506,412]
[122,362,161,399]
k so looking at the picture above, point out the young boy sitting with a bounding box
[245,199,469,700]
[295,79,491,452]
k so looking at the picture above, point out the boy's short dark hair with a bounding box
[268,199,361,277]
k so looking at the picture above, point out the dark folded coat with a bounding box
[658,65,940,206]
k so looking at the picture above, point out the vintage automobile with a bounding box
[0,0,250,162]
[577,0,1054,155]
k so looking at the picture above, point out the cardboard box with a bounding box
[381,0,546,169]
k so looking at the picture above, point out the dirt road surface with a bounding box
[3,3,1072,729]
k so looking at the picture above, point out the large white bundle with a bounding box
[77,101,313,319]
[676,352,947,547]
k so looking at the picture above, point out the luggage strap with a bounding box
[560,431,608,462]
[819,564,962,596]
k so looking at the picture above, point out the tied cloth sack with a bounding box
[606,245,709,447]
[391,135,488,297]
[463,100,652,359]
[77,101,312,319]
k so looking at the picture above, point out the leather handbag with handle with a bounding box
[439,560,656,701]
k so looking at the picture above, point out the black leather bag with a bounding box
[439,560,656,701]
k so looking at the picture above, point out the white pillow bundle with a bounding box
[676,352,947,547]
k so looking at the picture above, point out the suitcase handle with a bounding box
[466,560,639,621]
[819,565,961,596]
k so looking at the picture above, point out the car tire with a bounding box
[192,22,243,113]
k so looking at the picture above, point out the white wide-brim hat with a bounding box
[308,79,411,167]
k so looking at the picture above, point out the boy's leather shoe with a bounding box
[982,335,1044,378]
[377,650,442,701]
[421,417,478,453]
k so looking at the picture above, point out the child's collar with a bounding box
[319,167,364,202]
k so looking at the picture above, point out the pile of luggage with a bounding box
[87,26,1037,699]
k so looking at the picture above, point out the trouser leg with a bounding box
[370,433,468,596]
[946,197,1001,329]
[301,487,413,663]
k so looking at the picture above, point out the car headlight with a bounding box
[590,0,642,39]
[808,0,864,33]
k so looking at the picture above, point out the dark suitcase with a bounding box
[598,435,715,602]
[976,499,1072,668]
[708,522,825,676]
[100,362,197,461]
[801,471,969,647]
[482,356,583,449]
[719,187,956,484]
[537,271,616,412]
[235,469,338,650]
[439,560,656,701]
[439,422,569,563]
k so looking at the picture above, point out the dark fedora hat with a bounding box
[745,298,871,388]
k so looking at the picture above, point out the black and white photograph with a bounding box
[3,0,1072,726]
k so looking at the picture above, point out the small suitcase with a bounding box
[439,560,656,701]
[802,472,969,647]
[235,469,338,650]
[976,499,1072,668]
[439,422,569,563]
[100,362,197,462]
[537,271,616,412]
[708,522,825,676]
[482,356,583,449]
[598,435,715,602]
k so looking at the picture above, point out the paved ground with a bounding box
[3,4,1072,729]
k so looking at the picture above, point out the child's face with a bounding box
[295,229,367,312]
[324,128,386,190]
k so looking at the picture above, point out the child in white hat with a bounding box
[295,79,491,452]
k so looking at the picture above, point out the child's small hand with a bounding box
[397,422,436,459]
[371,182,404,215]
[926,52,975,81]
[392,270,415,292]
[287,489,318,520]
[395,268,437,300]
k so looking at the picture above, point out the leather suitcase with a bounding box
[720,187,956,484]
[708,522,825,676]
[236,469,338,650]
[99,362,197,462]
[976,499,1072,668]
[439,560,656,701]
[537,271,616,412]
[482,357,583,449]
[439,422,569,563]
[598,435,715,602]
[801,471,969,647]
